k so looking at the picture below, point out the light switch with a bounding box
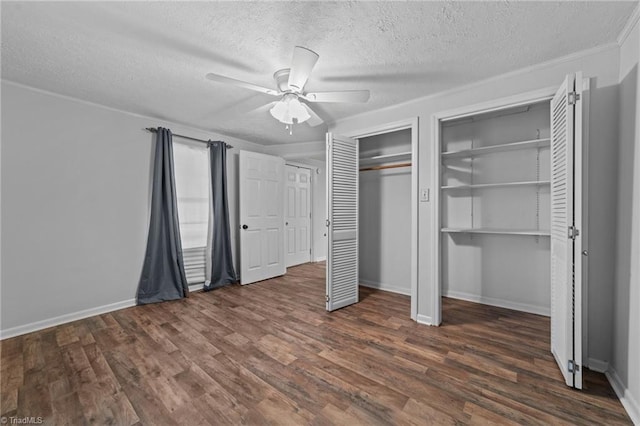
[420,188,429,202]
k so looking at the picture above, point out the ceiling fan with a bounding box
[205,46,370,133]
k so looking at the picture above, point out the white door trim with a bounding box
[430,86,557,326]
[343,117,419,321]
[285,160,317,170]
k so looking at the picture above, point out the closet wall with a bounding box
[440,102,552,315]
[359,129,412,295]
[612,16,640,416]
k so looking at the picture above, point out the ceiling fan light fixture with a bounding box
[206,46,368,131]
[269,94,310,125]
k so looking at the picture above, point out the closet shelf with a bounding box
[441,228,551,236]
[441,138,550,159]
[441,180,550,190]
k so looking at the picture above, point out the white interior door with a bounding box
[285,165,312,267]
[326,133,359,311]
[550,73,583,389]
[239,150,285,285]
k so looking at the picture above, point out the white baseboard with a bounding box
[606,367,640,425]
[416,314,435,325]
[0,298,136,340]
[443,290,550,317]
[588,358,609,373]
[359,279,411,296]
[314,256,326,262]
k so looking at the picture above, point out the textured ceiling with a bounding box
[1,1,636,145]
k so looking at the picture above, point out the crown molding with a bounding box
[617,3,640,46]
[332,42,619,128]
[0,79,265,150]
[264,139,325,150]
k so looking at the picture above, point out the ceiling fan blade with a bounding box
[303,90,370,103]
[301,103,324,127]
[206,73,280,96]
[287,46,319,92]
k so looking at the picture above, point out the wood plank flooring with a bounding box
[0,263,631,425]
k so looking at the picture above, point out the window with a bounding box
[173,141,209,284]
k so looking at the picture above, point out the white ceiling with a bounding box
[2,1,635,145]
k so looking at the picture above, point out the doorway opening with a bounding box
[358,129,412,298]
[284,163,314,268]
[431,76,589,389]
[327,118,419,320]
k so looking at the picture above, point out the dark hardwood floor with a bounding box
[0,263,631,425]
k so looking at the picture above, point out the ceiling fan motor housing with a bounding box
[274,68,293,92]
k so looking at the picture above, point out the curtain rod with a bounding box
[144,128,234,149]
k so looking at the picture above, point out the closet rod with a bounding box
[144,127,234,149]
[359,162,412,172]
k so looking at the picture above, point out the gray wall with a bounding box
[331,45,621,365]
[0,82,264,334]
[612,19,640,422]
[359,130,412,294]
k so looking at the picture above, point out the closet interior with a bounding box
[358,129,412,297]
[440,101,552,316]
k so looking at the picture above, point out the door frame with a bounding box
[284,161,316,266]
[343,117,419,320]
[431,86,558,326]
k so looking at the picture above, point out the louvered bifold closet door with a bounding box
[326,133,359,311]
[550,73,583,389]
[183,247,206,284]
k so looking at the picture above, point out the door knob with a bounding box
[242,224,248,230]
[286,222,289,225]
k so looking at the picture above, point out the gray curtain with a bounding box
[137,128,189,304]
[204,141,238,290]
